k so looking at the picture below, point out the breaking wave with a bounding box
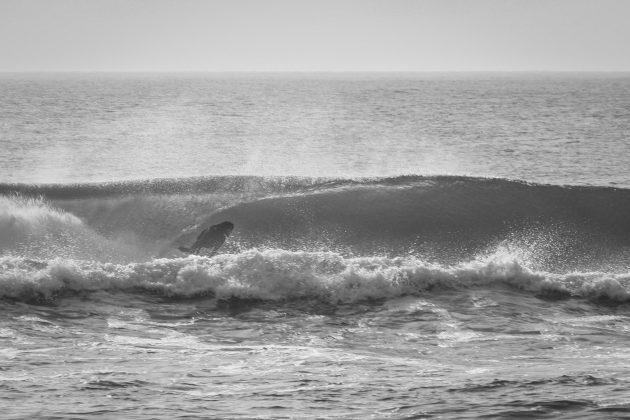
[1,175,629,266]
[1,175,629,305]
[1,249,629,304]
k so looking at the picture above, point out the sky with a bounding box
[1,0,629,72]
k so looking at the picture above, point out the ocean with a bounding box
[1,73,630,419]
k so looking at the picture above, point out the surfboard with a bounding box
[178,246,193,254]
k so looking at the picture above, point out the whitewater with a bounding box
[2,73,630,419]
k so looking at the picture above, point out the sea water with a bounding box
[1,73,630,419]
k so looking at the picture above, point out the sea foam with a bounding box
[1,249,628,304]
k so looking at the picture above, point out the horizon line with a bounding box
[2,70,630,74]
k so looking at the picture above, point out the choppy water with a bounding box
[2,73,630,419]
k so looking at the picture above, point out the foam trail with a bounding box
[1,249,629,304]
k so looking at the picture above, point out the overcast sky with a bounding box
[1,0,629,72]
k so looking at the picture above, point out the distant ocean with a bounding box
[1,73,630,419]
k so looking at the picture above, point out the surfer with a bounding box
[178,221,234,256]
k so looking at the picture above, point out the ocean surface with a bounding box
[1,73,630,419]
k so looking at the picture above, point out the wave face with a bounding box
[1,175,630,304]
[2,175,630,263]
[206,176,630,270]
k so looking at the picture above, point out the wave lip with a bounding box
[0,175,346,199]
[1,250,629,304]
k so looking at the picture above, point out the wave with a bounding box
[1,175,630,270]
[1,249,629,305]
[205,176,630,266]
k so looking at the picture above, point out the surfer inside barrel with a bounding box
[178,221,234,256]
